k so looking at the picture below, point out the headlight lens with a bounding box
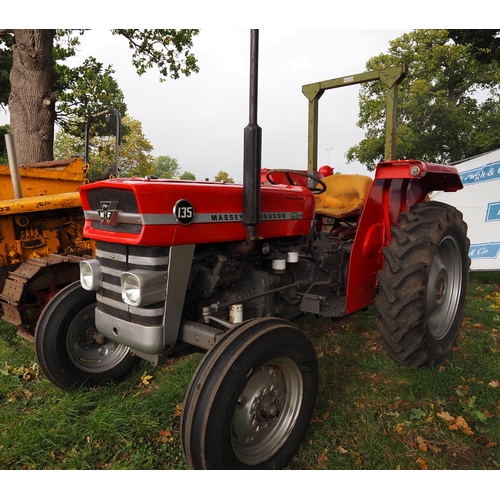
[80,259,102,291]
[121,270,168,307]
[122,274,141,305]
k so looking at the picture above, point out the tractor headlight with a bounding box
[80,259,102,291]
[121,270,168,307]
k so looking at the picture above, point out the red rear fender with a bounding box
[345,159,463,314]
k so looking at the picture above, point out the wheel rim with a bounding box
[426,235,463,341]
[66,303,131,373]
[231,356,303,465]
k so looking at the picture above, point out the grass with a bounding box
[0,272,499,470]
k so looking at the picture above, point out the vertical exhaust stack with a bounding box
[243,29,262,244]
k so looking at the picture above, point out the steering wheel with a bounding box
[265,169,327,195]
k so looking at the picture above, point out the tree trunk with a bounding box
[9,30,55,164]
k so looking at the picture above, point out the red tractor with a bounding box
[34,31,470,469]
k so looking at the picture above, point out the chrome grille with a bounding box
[96,241,168,326]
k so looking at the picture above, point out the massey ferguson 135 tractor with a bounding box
[34,31,470,469]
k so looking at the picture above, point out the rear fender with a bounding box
[345,160,463,314]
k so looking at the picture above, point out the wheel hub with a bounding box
[426,235,462,341]
[256,393,281,421]
[434,272,446,301]
[231,357,303,465]
[66,304,130,372]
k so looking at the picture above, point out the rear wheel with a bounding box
[180,317,318,469]
[35,282,140,391]
[375,201,470,367]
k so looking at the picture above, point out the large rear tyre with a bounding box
[35,282,140,391]
[375,201,470,367]
[180,317,318,469]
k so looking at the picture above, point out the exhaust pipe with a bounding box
[242,29,262,244]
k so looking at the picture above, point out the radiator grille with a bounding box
[87,188,142,233]
[96,241,168,326]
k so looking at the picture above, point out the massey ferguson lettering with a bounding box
[209,212,301,223]
[211,213,243,222]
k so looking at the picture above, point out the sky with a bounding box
[55,29,409,182]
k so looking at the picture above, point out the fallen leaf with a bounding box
[159,429,174,443]
[317,447,328,466]
[416,435,428,452]
[394,423,405,434]
[310,412,330,423]
[174,403,183,417]
[141,372,153,385]
[437,411,455,422]
[337,446,348,454]
[489,380,499,388]
[448,415,474,435]
[417,457,428,470]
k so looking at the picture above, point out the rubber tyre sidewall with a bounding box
[181,318,318,470]
[35,282,139,391]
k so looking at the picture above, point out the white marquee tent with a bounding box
[431,148,500,271]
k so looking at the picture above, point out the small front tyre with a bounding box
[35,282,140,391]
[180,317,318,469]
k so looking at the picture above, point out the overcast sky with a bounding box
[71,29,414,181]
[2,29,411,181]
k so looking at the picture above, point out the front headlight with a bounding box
[122,274,141,305]
[121,269,168,307]
[80,259,102,291]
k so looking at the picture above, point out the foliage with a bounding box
[0,272,498,470]
[54,115,154,179]
[214,170,234,183]
[347,29,500,170]
[151,155,181,178]
[0,31,13,107]
[56,56,127,137]
[150,156,195,180]
[0,29,126,129]
[0,124,10,164]
[448,30,500,64]
[111,30,199,81]
[0,29,200,164]
[179,171,196,180]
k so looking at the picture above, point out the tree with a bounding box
[180,171,196,180]
[0,29,199,165]
[151,155,181,178]
[346,29,500,169]
[56,56,127,138]
[448,30,500,64]
[54,115,154,179]
[214,170,234,183]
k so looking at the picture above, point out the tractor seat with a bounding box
[314,174,372,218]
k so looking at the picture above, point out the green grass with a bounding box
[1,272,499,470]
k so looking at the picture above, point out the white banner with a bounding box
[431,149,500,271]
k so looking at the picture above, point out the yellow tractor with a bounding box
[0,108,120,340]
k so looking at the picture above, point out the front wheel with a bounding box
[180,317,318,469]
[375,201,470,367]
[35,282,140,391]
